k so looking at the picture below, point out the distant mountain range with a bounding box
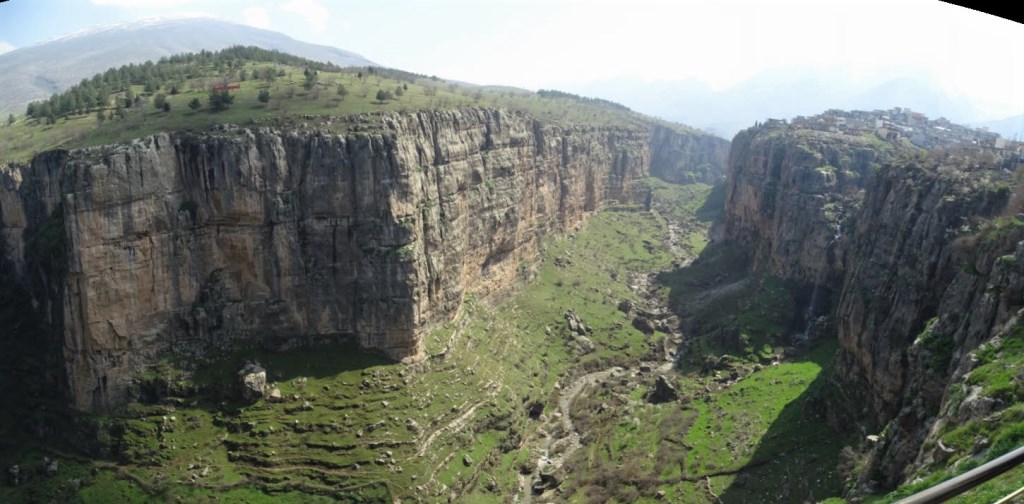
[563,68,1022,140]
[0,16,376,114]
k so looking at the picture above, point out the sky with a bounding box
[0,0,1022,117]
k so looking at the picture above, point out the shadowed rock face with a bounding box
[0,107,725,411]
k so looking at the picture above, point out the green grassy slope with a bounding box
[0,48,660,164]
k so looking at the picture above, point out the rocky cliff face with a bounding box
[648,125,729,185]
[719,120,1020,492]
[0,107,724,411]
[721,125,904,288]
[833,161,1013,488]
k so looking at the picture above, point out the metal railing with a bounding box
[895,444,1024,503]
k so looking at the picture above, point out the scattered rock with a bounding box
[564,310,591,336]
[463,454,473,467]
[573,335,595,355]
[406,419,421,433]
[42,457,58,477]
[7,464,22,486]
[866,435,880,444]
[647,375,679,404]
[266,387,283,402]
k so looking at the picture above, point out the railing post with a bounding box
[895,444,1024,504]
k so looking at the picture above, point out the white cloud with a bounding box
[0,41,15,55]
[282,0,330,34]
[91,0,196,6]
[243,7,271,29]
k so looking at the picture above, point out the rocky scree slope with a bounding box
[0,107,725,412]
[718,121,1020,494]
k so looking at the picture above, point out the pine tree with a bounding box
[188,98,202,111]
[6,114,13,127]
[208,89,234,111]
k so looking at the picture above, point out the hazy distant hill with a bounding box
[0,16,376,114]
[975,114,1024,140]
[567,69,993,139]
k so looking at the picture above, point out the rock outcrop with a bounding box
[0,107,726,411]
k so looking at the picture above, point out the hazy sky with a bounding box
[0,0,1021,115]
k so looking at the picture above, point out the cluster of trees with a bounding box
[23,46,341,122]
[536,89,631,111]
[347,65,436,86]
[374,83,409,103]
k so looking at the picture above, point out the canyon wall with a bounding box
[648,124,730,185]
[835,161,1016,488]
[0,107,725,411]
[721,125,902,287]
[719,120,1019,491]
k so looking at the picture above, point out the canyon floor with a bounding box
[1,178,1018,503]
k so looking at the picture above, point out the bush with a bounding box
[257,89,271,103]
[188,98,202,111]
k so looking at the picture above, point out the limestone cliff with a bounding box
[721,124,904,287]
[718,119,1020,492]
[648,124,729,185]
[0,107,724,411]
[833,160,1012,489]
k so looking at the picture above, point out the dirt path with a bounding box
[414,380,497,458]
[516,366,623,502]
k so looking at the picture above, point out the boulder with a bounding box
[238,362,267,402]
[617,299,634,314]
[573,335,596,355]
[632,316,656,335]
[532,465,564,494]
[647,375,679,404]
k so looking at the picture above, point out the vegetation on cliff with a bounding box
[0,46,682,164]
